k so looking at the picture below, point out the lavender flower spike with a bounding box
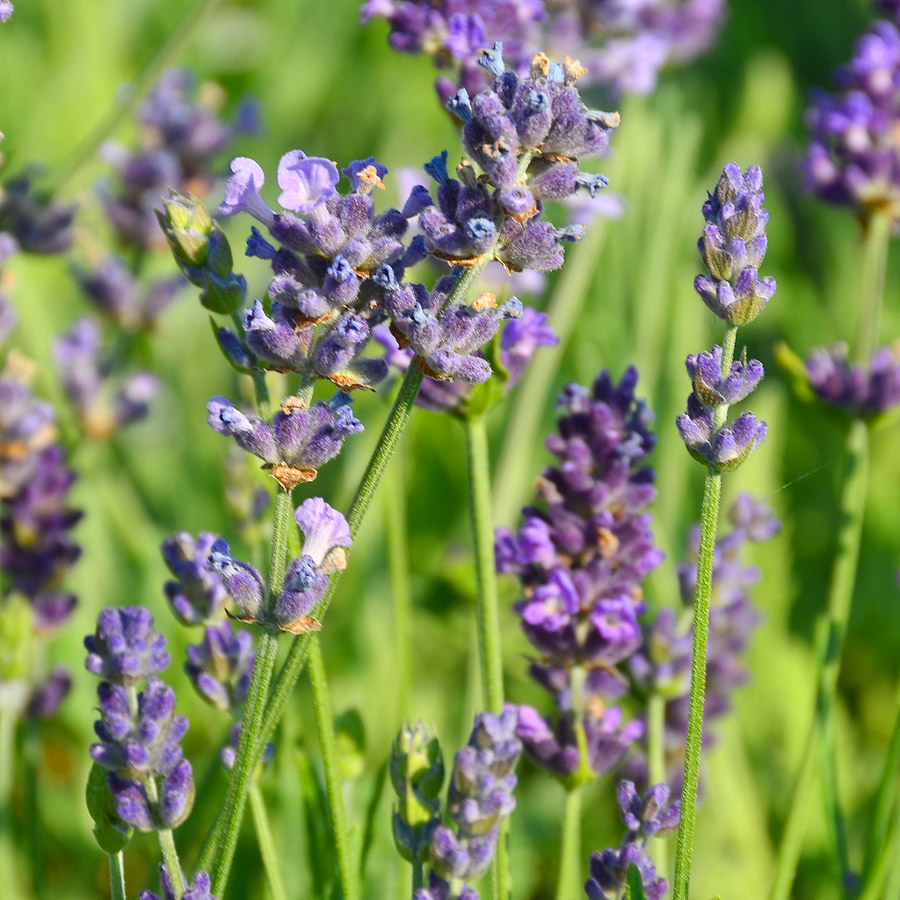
[161,531,228,625]
[804,342,900,419]
[139,866,217,900]
[84,607,170,686]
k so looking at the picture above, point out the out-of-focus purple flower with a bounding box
[162,532,228,625]
[85,607,170,686]
[100,67,252,250]
[805,20,900,223]
[805,342,900,418]
[425,707,522,896]
[219,722,275,772]
[54,318,160,439]
[584,839,668,900]
[74,256,182,330]
[87,613,195,833]
[0,2,12,23]
[0,296,15,346]
[0,176,74,255]
[139,865,217,900]
[0,375,57,498]
[27,666,72,719]
[206,392,363,491]
[626,495,779,794]
[498,368,660,781]
[185,621,255,711]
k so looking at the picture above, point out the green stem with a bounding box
[48,0,225,192]
[768,419,870,900]
[249,783,288,900]
[862,676,900,884]
[207,487,293,889]
[108,851,127,900]
[308,637,358,900]
[24,719,44,900]
[857,811,899,900]
[385,452,413,719]
[856,210,891,365]
[672,324,736,900]
[555,787,584,900]
[647,693,669,878]
[0,706,19,900]
[156,826,187,897]
[492,224,610,525]
[881,811,900,900]
[463,414,505,713]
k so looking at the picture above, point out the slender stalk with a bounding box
[24,719,45,900]
[463,414,505,712]
[108,851,127,900]
[857,812,898,900]
[862,675,900,883]
[492,224,610,525]
[0,706,19,900]
[249,783,288,900]
[821,710,851,888]
[647,692,669,877]
[48,0,226,192]
[768,419,870,900]
[156,826,187,897]
[672,324,737,900]
[881,811,900,900]
[385,454,413,718]
[308,636,358,900]
[856,210,891,365]
[555,787,584,900]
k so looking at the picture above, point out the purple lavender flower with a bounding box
[27,667,73,719]
[805,19,900,222]
[162,531,228,625]
[185,621,255,711]
[694,162,775,327]
[584,840,667,900]
[0,176,74,255]
[84,607,170,686]
[73,256,182,330]
[804,342,900,418]
[0,295,15,346]
[219,722,275,772]
[139,866,217,900]
[685,344,764,407]
[206,392,363,491]
[616,780,680,838]
[498,368,660,781]
[0,2,12,23]
[676,395,768,471]
[100,67,251,250]
[54,318,160,439]
[424,707,522,895]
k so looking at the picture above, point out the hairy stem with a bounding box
[555,787,583,900]
[249,783,288,900]
[156,826,187,897]
[308,637,358,900]
[108,851,127,900]
[672,325,736,900]
[385,453,413,719]
[768,420,869,900]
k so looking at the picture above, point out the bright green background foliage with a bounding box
[2,1,899,898]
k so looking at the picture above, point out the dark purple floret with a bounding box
[27,666,72,719]
[162,531,228,625]
[616,780,681,838]
[84,607,170,686]
[139,865,218,900]
[90,674,194,831]
[584,840,668,900]
[805,343,900,418]
[0,176,74,255]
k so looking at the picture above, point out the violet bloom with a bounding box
[0,2,12,23]
[424,708,522,898]
[85,608,194,832]
[498,369,660,781]
[207,392,363,492]
[185,621,255,711]
[0,176,74,255]
[162,532,228,625]
[139,866,217,900]
[805,343,900,418]
[805,19,900,223]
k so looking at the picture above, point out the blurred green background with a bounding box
[2,0,900,898]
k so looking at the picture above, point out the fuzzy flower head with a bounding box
[161,532,228,625]
[694,162,776,326]
[84,607,169,687]
[805,20,900,224]
[805,342,900,419]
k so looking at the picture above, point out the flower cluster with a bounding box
[496,369,662,781]
[805,18,900,223]
[392,708,522,900]
[0,340,80,719]
[53,318,160,440]
[584,780,679,900]
[84,607,194,832]
[209,497,351,634]
[627,494,780,794]
[804,342,900,419]
[0,174,74,257]
[677,163,773,471]
[363,1,725,101]
[375,305,557,416]
[139,865,217,900]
